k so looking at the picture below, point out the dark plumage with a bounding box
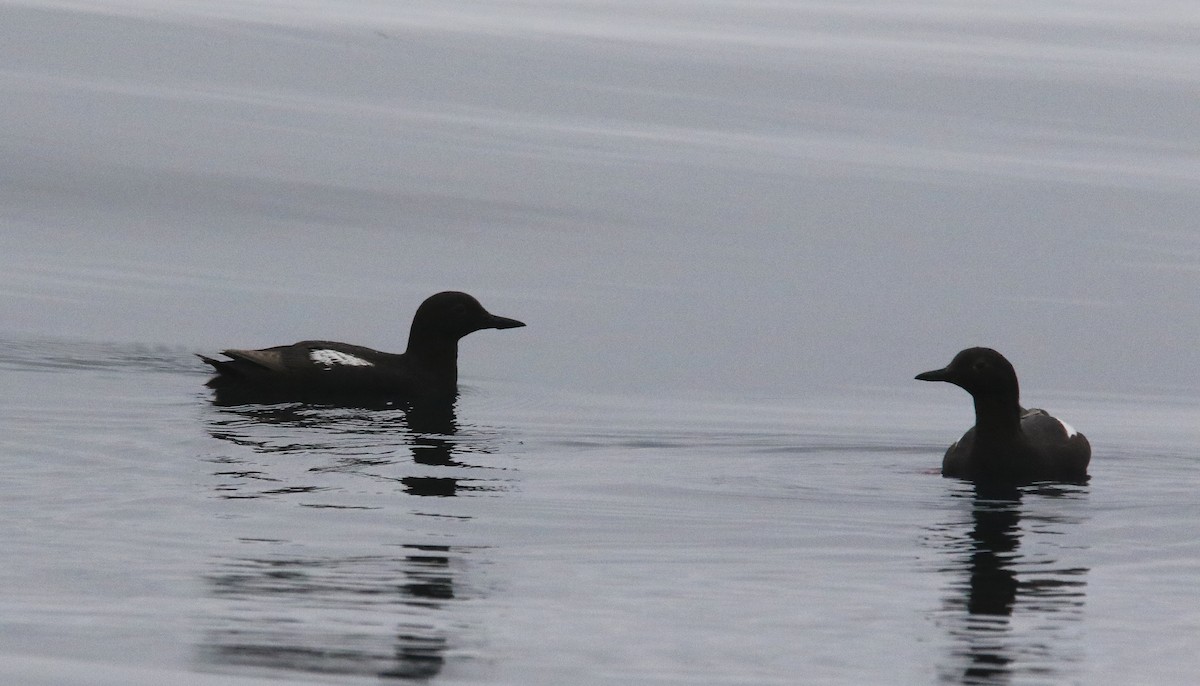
[915,347,1090,483]
[199,291,524,404]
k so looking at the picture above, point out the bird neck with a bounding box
[405,333,460,376]
[971,391,1022,439]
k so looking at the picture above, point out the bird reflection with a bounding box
[935,482,1089,685]
[402,399,475,496]
[200,544,468,680]
[203,395,509,500]
[198,396,511,680]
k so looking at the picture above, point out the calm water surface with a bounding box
[2,0,1200,684]
[0,338,1197,684]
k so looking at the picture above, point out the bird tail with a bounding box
[196,353,226,370]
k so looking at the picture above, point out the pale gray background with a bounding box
[3,0,1197,400]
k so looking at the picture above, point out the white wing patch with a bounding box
[1057,419,1078,438]
[309,349,374,367]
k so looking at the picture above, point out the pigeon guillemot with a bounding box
[915,347,1091,483]
[199,291,525,404]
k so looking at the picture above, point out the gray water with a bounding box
[2,1,1200,683]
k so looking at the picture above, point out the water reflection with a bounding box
[200,543,476,680]
[203,397,510,501]
[932,483,1089,685]
[199,398,511,680]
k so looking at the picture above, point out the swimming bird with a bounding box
[199,291,525,404]
[915,347,1090,483]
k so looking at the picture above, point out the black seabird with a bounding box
[916,347,1091,483]
[200,291,524,404]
